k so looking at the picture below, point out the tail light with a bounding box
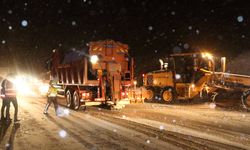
[121,91,129,97]
[82,92,90,98]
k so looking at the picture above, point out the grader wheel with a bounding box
[162,89,174,103]
[145,88,155,102]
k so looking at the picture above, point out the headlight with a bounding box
[90,55,99,64]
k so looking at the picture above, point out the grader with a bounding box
[143,52,250,110]
[143,52,213,103]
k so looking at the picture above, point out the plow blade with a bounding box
[213,90,243,108]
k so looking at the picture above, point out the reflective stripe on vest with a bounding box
[3,80,17,97]
[5,89,17,97]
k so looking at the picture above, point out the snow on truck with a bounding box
[143,52,250,110]
[49,40,139,110]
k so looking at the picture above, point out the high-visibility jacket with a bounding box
[47,86,57,97]
[1,79,17,98]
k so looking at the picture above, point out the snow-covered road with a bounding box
[0,97,249,150]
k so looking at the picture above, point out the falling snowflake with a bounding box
[98,108,101,111]
[21,20,28,27]
[59,43,62,47]
[171,11,176,16]
[154,50,158,53]
[148,26,153,31]
[8,26,12,30]
[59,130,67,138]
[72,21,77,26]
[8,10,13,14]
[183,43,189,49]
[172,29,175,32]
[237,16,244,23]
[122,115,126,119]
[242,35,245,38]
[83,0,87,2]
[196,29,200,34]
[242,114,246,118]
[172,119,176,123]
[24,2,28,6]
[2,40,6,44]
[175,74,181,80]
[113,129,117,132]
[146,140,150,144]
[188,26,192,30]
[67,0,71,3]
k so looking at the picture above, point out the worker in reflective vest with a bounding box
[1,74,19,123]
[43,81,58,115]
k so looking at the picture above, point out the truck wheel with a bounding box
[73,91,80,110]
[161,88,174,104]
[145,88,155,102]
[241,90,250,111]
[66,90,72,108]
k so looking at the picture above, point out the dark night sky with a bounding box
[0,0,250,74]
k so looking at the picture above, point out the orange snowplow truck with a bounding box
[49,40,136,110]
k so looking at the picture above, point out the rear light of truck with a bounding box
[82,92,90,98]
[121,91,129,97]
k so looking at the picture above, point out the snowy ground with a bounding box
[0,97,249,150]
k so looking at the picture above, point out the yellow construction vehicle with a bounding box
[143,52,213,103]
[143,52,250,110]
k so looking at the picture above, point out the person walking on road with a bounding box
[0,73,19,123]
[43,80,58,115]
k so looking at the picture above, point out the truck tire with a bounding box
[161,88,175,104]
[66,90,72,108]
[241,90,250,111]
[145,87,155,102]
[73,91,80,110]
